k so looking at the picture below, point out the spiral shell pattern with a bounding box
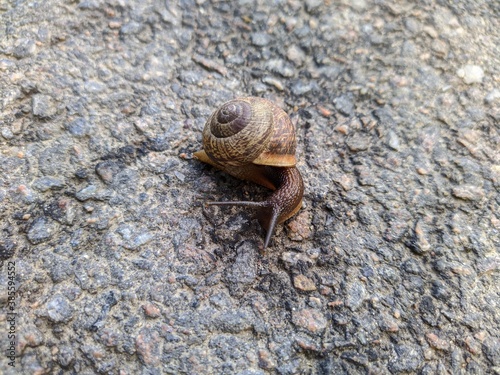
[202,97,296,167]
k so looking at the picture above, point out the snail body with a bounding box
[194,97,304,249]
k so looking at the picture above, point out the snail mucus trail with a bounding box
[194,97,304,249]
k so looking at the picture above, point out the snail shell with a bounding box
[202,97,297,167]
[194,97,304,249]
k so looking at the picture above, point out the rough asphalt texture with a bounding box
[1,0,499,374]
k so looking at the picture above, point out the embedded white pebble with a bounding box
[457,65,484,84]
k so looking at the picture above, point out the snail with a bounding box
[194,97,304,249]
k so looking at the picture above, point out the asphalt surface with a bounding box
[0,0,499,374]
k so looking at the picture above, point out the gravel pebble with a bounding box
[135,328,161,366]
[1,127,14,140]
[124,231,154,250]
[57,346,75,368]
[341,351,369,367]
[305,0,322,13]
[192,53,228,76]
[17,326,44,353]
[43,197,77,225]
[258,349,276,370]
[485,89,500,104]
[286,211,312,241]
[281,251,315,269]
[65,117,92,137]
[75,185,113,201]
[345,281,367,311]
[46,294,74,323]
[286,45,306,66]
[334,94,355,116]
[95,161,122,184]
[386,130,401,151]
[13,38,36,58]
[346,134,370,152]
[261,76,284,91]
[426,332,451,351]
[142,302,161,318]
[27,217,58,244]
[174,170,185,182]
[431,38,449,57]
[32,176,64,192]
[389,344,423,373]
[212,308,255,333]
[457,65,484,84]
[38,147,67,176]
[293,274,317,291]
[224,241,257,296]
[419,296,438,326]
[452,185,484,201]
[75,185,98,201]
[0,239,16,260]
[265,59,295,77]
[251,32,271,46]
[32,94,57,118]
[291,80,317,96]
[406,219,431,254]
[482,337,500,366]
[292,308,327,333]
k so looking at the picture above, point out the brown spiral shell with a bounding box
[202,97,297,167]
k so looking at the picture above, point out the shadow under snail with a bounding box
[194,97,304,249]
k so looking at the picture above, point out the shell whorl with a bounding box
[202,97,297,167]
